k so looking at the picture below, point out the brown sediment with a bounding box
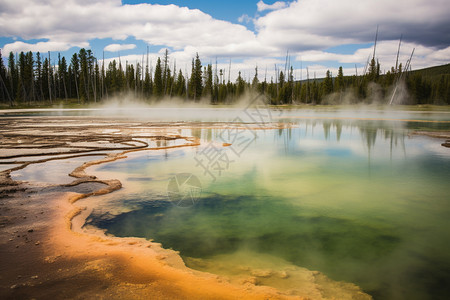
[2,187,296,300]
[0,116,371,299]
[275,115,450,123]
[408,130,450,148]
[0,170,19,187]
[408,130,450,139]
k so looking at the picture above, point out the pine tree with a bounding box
[36,52,43,101]
[87,49,94,100]
[278,71,285,88]
[367,58,380,83]
[203,64,213,100]
[189,58,195,99]
[322,70,333,96]
[143,63,152,98]
[107,60,118,94]
[25,51,34,103]
[300,83,307,103]
[175,69,186,97]
[162,49,169,95]
[126,63,135,93]
[281,66,294,104]
[236,71,245,98]
[312,79,319,104]
[134,62,140,96]
[49,54,55,102]
[0,50,12,105]
[165,67,173,97]
[94,61,100,102]
[8,52,17,102]
[17,52,27,102]
[153,57,163,98]
[42,57,49,100]
[335,66,344,92]
[78,49,89,101]
[192,53,203,100]
[0,50,5,102]
[252,66,259,91]
[70,53,80,102]
[59,55,68,100]
[117,59,125,92]
[57,53,62,99]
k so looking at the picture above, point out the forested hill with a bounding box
[410,63,450,81]
[0,49,449,107]
[400,63,450,104]
[330,63,450,105]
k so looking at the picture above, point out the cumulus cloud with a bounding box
[238,14,253,24]
[0,0,259,54]
[295,41,450,72]
[2,40,88,54]
[256,0,450,50]
[257,1,287,12]
[104,43,136,52]
[1,0,448,54]
[0,0,448,78]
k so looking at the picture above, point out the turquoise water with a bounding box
[86,115,450,299]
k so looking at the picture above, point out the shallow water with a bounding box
[11,155,106,185]
[77,110,450,299]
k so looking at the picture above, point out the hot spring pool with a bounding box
[83,115,450,299]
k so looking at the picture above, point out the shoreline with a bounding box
[0,183,295,299]
[1,104,450,113]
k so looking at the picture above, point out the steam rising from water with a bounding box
[321,81,412,106]
[93,93,270,121]
[89,92,449,125]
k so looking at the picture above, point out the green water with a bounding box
[86,116,450,299]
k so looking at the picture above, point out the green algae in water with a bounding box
[86,119,450,300]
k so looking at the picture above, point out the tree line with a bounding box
[0,49,448,106]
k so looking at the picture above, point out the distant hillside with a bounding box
[297,63,450,83]
[410,63,450,82]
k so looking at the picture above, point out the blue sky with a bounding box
[122,0,258,24]
[0,0,449,79]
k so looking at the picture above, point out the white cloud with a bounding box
[104,43,136,52]
[255,0,450,50]
[294,40,450,74]
[2,40,88,54]
[0,0,259,55]
[237,14,252,24]
[0,0,448,80]
[257,1,287,12]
